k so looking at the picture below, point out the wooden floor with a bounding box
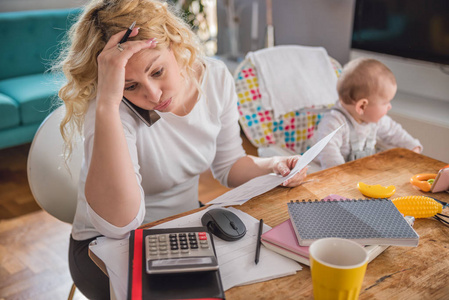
[0,135,257,299]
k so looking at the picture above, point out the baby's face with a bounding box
[362,81,397,123]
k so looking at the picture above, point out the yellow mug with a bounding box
[309,238,369,300]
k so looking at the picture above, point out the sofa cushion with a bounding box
[0,123,42,150]
[0,72,64,125]
[0,93,20,130]
[0,8,81,80]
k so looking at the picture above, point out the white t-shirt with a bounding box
[72,57,246,240]
[314,101,423,169]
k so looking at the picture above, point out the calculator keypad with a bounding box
[147,232,210,256]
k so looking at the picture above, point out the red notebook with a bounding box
[127,228,225,300]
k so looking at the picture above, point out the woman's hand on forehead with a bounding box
[95,28,158,109]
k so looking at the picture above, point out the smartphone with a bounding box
[122,96,160,127]
[431,167,449,193]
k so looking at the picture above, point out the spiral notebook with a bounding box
[287,198,419,247]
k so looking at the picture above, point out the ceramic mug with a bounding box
[309,238,369,300]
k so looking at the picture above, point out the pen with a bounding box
[255,219,263,264]
[119,21,136,44]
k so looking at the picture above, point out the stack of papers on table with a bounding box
[90,207,301,300]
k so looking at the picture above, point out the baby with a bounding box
[315,57,422,169]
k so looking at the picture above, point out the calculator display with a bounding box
[151,257,214,267]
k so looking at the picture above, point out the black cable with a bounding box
[433,215,449,226]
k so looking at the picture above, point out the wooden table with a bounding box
[96,148,449,299]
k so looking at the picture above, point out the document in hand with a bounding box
[287,198,419,247]
[207,125,343,206]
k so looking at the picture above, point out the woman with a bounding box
[56,0,308,298]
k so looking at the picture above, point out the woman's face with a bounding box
[123,46,185,114]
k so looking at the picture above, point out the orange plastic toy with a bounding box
[411,164,449,192]
[410,174,437,192]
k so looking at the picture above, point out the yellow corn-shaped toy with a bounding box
[392,196,442,218]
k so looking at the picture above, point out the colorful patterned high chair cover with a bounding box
[235,56,342,155]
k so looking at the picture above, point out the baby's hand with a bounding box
[412,146,421,154]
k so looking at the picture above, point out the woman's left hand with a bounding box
[272,156,308,187]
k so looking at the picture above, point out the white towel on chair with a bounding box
[246,45,338,118]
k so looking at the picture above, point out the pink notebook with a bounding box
[261,219,310,263]
[262,219,309,256]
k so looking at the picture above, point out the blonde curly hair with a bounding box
[54,0,204,159]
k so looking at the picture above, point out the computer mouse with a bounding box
[201,208,246,241]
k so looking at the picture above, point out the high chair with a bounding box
[234,48,342,172]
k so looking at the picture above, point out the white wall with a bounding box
[351,50,449,104]
[217,0,355,64]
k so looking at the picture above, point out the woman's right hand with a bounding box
[96,27,157,109]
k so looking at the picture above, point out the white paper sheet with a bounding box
[208,125,342,206]
[89,207,301,300]
[89,237,129,298]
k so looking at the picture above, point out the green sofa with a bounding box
[0,8,81,149]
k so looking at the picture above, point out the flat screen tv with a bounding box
[351,0,449,66]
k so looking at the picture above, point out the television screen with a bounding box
[351,0,449,66]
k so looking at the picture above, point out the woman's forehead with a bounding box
[127,47,165,68]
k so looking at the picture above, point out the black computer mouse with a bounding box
[201,208,246,241]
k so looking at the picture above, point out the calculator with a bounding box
[145,227,219,274]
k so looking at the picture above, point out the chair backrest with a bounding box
[27,105,83,224]
[234,53,342,155]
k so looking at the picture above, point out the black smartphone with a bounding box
[122,96,160,127]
